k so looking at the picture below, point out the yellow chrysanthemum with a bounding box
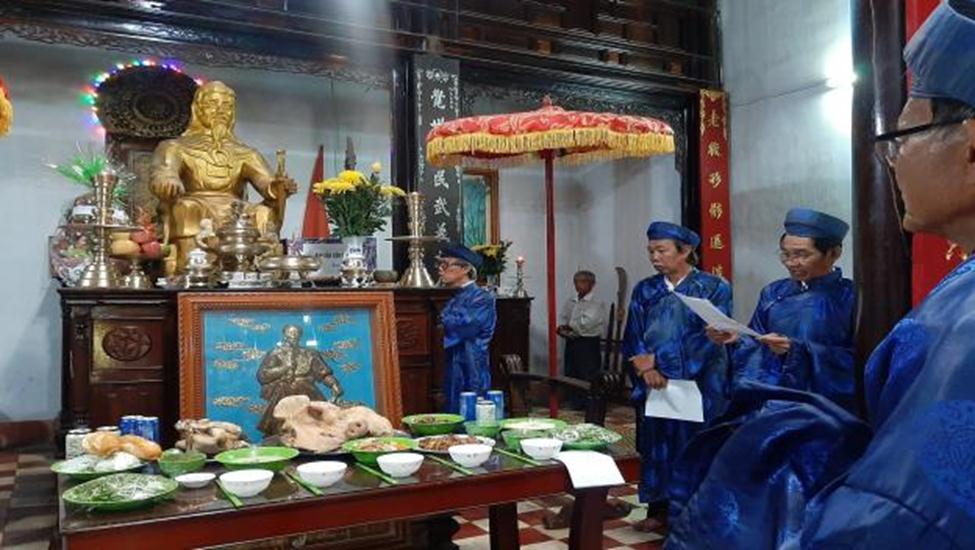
[338,170,367,185]
[313,179,356,194]
[379,185,406,197]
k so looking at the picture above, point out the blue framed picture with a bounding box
[179,291,402,443]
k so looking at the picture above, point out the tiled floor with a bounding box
[451,484,665,550]
[0,449,59,550]
[0,403,647,549]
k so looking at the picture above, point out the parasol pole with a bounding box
[544,150,559,418]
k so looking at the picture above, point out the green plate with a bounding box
[214,446,299,472]
[464,421,501,438]
[499,417,568,432]
[415,435,496,455]
[62,473,178,512]
[501,429,552,452]
[51,459,145,481]
[551,424,623,450]
[341,437,416,466]
[401,414,465,436]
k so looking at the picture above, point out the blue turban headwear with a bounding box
[646,221,701,248]
[784,208,849,243]
[438,243,483,269]
[904,0,975,108]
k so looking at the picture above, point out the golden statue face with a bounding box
[197,91,234,129]
[185,81,237,137]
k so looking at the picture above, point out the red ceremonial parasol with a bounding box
[426,96,675,416]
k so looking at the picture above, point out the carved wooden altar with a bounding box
[59,288,531,446]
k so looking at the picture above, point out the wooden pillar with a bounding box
[851,0,910,416]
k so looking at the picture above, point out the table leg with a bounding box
[488,502,519,550]
[568,487,610,550]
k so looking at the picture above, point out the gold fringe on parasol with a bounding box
[0,92,12,137]
[426,127,675,167]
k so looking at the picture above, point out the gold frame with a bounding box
[462,168,500,244]
[178,291,403,427]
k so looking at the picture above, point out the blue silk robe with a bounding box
[622,270,732,504]
[732,269,857,412]
[441,283,497,414]
[667,258,975,549]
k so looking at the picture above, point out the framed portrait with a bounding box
[178,291,402,443]
[461,168,500,248]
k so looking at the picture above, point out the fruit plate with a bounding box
[414,435,496,455]
[61,473,178,512]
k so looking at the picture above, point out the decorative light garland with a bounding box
[80,58,203,135]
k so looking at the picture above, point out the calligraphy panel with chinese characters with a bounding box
[414,55,461,246]
[699,90,732,281]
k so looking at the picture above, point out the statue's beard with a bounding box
[210,120,232,143]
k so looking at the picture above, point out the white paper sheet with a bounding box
[674,292,762,337]
[644,379,705,422]
[554,451,625,489]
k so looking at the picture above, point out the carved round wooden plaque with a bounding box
[102,327,152,362]
[95,66,198,138]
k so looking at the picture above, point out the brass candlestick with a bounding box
[513,256,529,298]
[389,192,441,288]
[77,169,122,289]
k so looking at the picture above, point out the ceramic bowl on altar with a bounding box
[377,452,424,478]
[401,413,465,436]
[219,469,273,498]
[174,472,215,489]
[464,421,501,438]
[215,446,299,472]
[342,437,417,467]
[448,444,492,468]
[520,438,563,461]
[296,461,347,488]
[158,449,207,477]
[501,429,550,452]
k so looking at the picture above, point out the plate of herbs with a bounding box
[62,473,178,512]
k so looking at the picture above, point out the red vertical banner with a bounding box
[905,0,963,305]
[698,89,732,281]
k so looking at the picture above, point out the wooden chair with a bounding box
[497,354,632,530]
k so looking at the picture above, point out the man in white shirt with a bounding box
[558,270,608,405]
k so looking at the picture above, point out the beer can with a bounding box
[486,390,505,421]
[65,428,91,459]
[144,416,160,442]
[119,415,138,436]
[476,399,496,426]
[459,391,478,421]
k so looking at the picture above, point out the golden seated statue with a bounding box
[149,81,297,273]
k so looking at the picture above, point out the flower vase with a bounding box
[340,235,374,288]
[482,273,500,293]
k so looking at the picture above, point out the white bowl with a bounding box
[219,469,273,498]
[377,452,424,478]
[520,438,563,460]
[175,472,215,489]
[296,461,347,488]
[448,444,493,468]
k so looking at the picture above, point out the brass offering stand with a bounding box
[75,169,140,289]
[196,202,272,289]
[388,192,443,289]
[257,255,323,287]
[113,252,153,289]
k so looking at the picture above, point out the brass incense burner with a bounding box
[196,201,272,288]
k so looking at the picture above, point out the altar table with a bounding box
[59,447,639,550]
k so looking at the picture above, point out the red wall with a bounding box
[905,0,964,305]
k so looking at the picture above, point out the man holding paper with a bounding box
[707,208,857,412]
[623,221,732,532]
